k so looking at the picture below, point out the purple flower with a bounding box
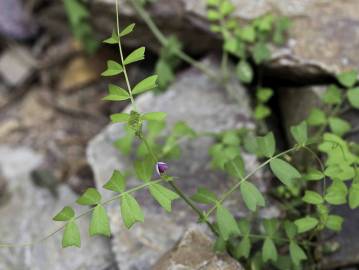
[156,162,168,176]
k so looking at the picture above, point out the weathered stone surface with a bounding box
[153,227,243,270]
[0,146,115,270]
[269,0,359,79]
[95,0,359,78]
[321,206,359,269]
[87,57,265,270]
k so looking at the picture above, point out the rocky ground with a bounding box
[0,0,359,269]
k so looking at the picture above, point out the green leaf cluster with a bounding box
[63,0,99,53]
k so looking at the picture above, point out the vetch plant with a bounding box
[206,0,290,120]
[63,0,99,53]
[1,1,359,270]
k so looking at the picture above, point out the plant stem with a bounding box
[205,147,298,217]
[169,181,218,236]
[0,178,167,248]
[116,0,136,107]
[303,146,327,195]
[139,133,218,236]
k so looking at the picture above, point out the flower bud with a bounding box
[156,162,168,176]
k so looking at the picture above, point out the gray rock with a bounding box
[0,0,38,40]
[95,0,359,78]
[0,146,115,270]
[0,167,6,198]
[0,46,36,87]
[87,57,265,270]
[278,85,325,143]
[153,226,243,270]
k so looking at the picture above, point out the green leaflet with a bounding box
[142,112,167,121]
[149,183,179,212]
[101,60,123,76]
[103,84,130,101]
[134,157,154,182]
[216,204,240,241]
[325,215,343,232]
[240,181,265,211]
[270,158,301,188]
[262,238,277,262]
[224,38,245,58]
[325,180,348,205]
[155,60,175,89]
[119,23,136,37]
[284,221,297,239]
[329,117,351,137]
[90,204,111,237]
[324,163,355,181]
[103,24,135,44]
[191,187,218,205]
[243,134,259,155]
[273,17,291,45]
[53,206,75,222]
[219,1,235,16]
[103,30,118,44]
[121,193,144,229]
[289,241,307,266]
[290,121,308,145]
[224,155,245,179]
[256,88,273,103]
[238,219,251,235]
[307,109,326,126]
[322,85,341,105]
[254,14,274,31]
[255,104,271,120]
[234,237,251,259]
[336,70,357,88]
[263,219,278,237]
[76,188,101,205]
[318,133,356,166]
[213,236,226,252]
[302,191,323,205]
[347,87,359,109]
[236,60,253,83]
[294,216,318,234]
[257,132,276,158]
[132,75,158,95]
[110,113,130,123]
[303,169,324,181]
[239,25,256,42]
[124,47,145,65]
[349,182,359,209]
[222,131,240,146]
[103,170,126,193]
[252,42,271,64]
[62,221,81,248]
